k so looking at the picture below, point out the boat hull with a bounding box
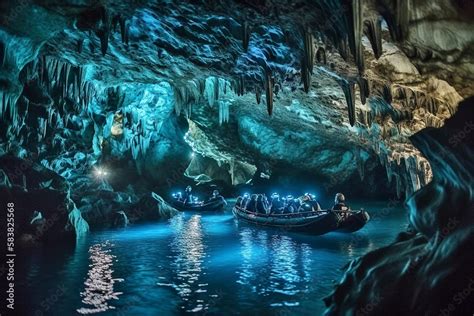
[171,198,226,212]
[232,207,370,235]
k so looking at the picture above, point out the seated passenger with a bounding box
[304,193,322,212]
[241,194,250,209]
[256,194,268,214]
[208,189,226,205]
[246,194,258,213]
[283,195,295,213]
[184,185,194,204]
[270,193,283,213]
[332,193,349,211]
[236,196,243,208]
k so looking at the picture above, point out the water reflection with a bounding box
[237,228,313,309]
[77,241,124,314]
[160,214,210,313]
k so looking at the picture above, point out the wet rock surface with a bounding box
[323,97,474,316]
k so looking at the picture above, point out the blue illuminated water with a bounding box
[18,201,407,315]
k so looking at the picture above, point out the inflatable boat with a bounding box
[171,197,227,212]
[232,206,370,235]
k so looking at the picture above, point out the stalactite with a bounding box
[218,100,230,125]
[395,0,409,41]
[303,27,314,75]
[97,28,109,56]
[338,79,356,126]
[242,21,250,51]
[395,173,401,198]
[355,147,365,180]
[382,83,392,105]
[265,72,273,116]
[337,37,350,61]
[255,87,261,104]
[214,76,219,101]
[348,0,364,74]
[239,75,245,96]
[363,17,383,59]
[77,39,84,53]
[119,17,127,44]
[356,76,369,105]
[301,58,311,93]
[89,40,95,54]
[0,40,5,68]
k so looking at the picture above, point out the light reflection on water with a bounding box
[18,203,406,315]
[164,214,210,313]
[77,241,124,314]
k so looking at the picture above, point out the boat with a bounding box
[171,197,227,212]
[232,206,370,235]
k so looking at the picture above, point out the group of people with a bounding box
[236,192,349,215]
[173,186,226,205]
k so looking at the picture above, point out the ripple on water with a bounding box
[77,241,124,314]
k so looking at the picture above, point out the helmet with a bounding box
[335,193,345,203]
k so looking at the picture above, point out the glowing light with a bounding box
[93,167,109,178]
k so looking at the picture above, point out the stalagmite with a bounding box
[265,72,273,116]
[364,17,383,59]
[242,21,250,51]
[316,47,327,64]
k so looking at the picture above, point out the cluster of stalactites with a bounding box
[2,56,95,150]
[171,76,236,124]
[366,133,431,198]
[76,6,130,57]
[36,56,95,109]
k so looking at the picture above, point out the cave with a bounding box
[0,0,473,315]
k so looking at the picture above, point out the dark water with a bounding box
[17,201,407,315]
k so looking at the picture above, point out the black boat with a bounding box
[171,197,227,212]
[232,206,370,235]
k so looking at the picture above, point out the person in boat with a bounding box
[208,190,227,205]
[236,196,243,208]
[270,193,283,213]
[241,193,250,209]
[173,191,183,201]
[184,185,194,204]
[256,194,269,214]
[332,193,350,211]
[303,193,322,212]
[283,195,296,213]
[246,194,258,213]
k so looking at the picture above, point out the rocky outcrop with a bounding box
[0,155,84,245]
[323,96,474,315]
